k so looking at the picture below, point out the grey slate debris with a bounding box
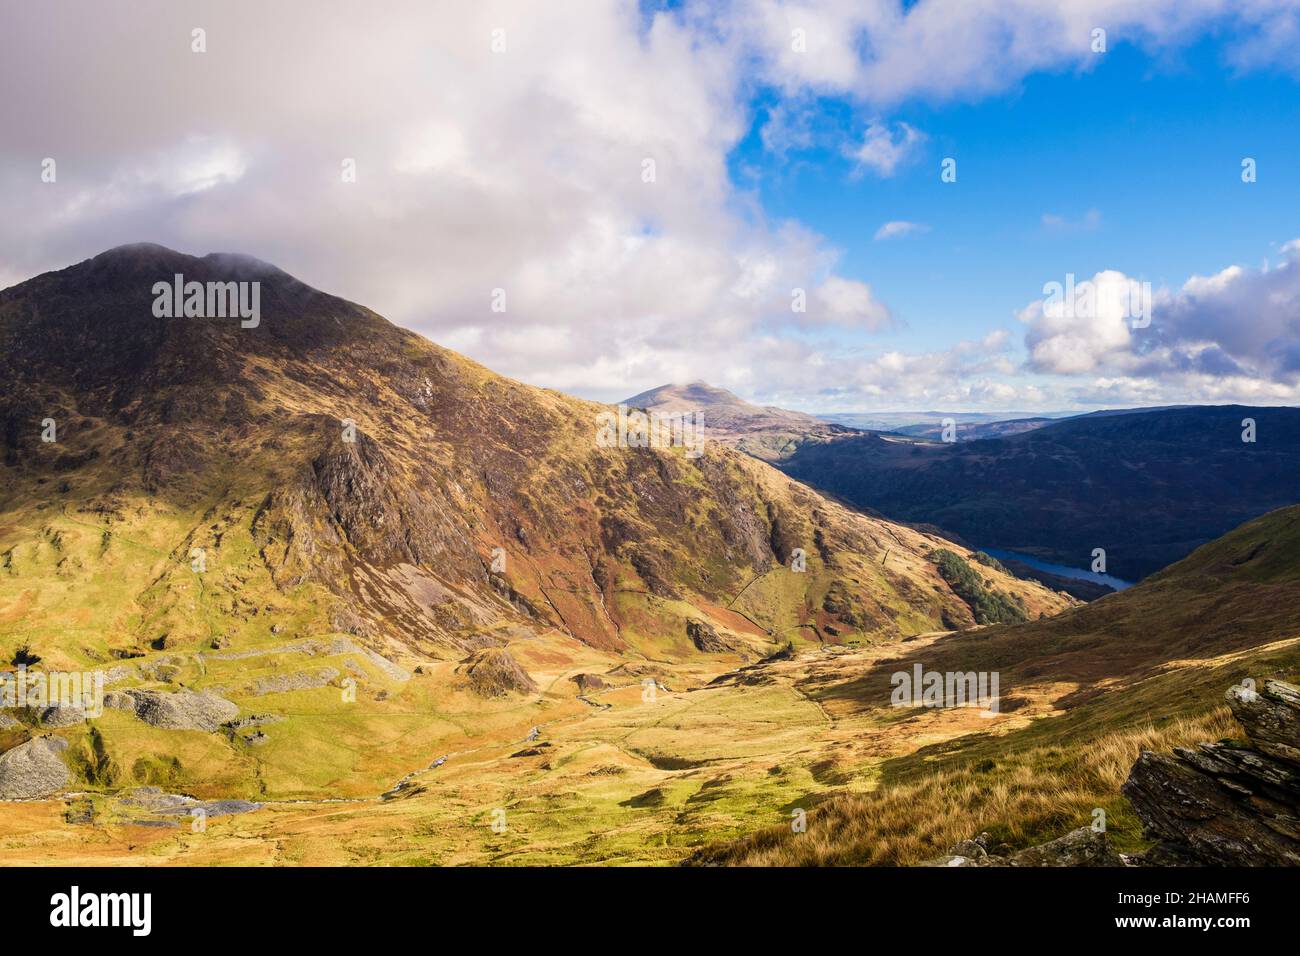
[0,736,70,799]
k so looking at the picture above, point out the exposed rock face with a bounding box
[922,827,1123,867]
[105,688,239,732]
[686,619,728,653]
[0,736,70,799]
[457,648,537,698]
[1228,679,1300,766]
[266,426,483,586]
[1122,679,1300,866]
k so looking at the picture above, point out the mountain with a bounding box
[693,504,1300,865]
[622,381,854,462]
[0,245,1072,857]
[780,405,1300,580]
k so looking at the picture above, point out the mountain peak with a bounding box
[624,381,744,408]
[620,380,853,462]
[76,242,286,283]
[0,243,403,396]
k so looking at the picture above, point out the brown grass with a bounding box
[695,706,1237,866]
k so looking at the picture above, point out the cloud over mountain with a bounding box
[2,1,1298,411]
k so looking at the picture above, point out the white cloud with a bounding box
[808,276,893,330]
[874,220,929,241]
[846,122,925,177]
[1041,208,1102,233]
[1020,270,1147,375]
[2,0,1298,414]
[727,0,1300,105]
[1017,243,1300,400]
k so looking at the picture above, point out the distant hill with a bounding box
[622,381,854,462]
[780,405,1300,580]
[818,410,1074,434]
[893,416,1058,441]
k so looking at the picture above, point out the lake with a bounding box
[981,548,1134,592]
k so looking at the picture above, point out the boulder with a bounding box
[0,736,70,799]
[1008,826,1123,867]
[571,673,608,693]
[37,703,87,728]
[922,827,1122,867]
[456,648,536,698]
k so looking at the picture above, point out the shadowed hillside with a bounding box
[781,406,1300,580]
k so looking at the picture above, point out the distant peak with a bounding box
[623,381,745,408]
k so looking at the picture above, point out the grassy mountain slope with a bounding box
[693,505,1300,864]
[0,245,1070,844]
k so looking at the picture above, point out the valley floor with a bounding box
[4,619,1289,866]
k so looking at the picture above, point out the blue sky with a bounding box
[3,1,1299,413]
[727,34,1300,407]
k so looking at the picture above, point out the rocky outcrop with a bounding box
[457,648,536,698]
[0,736,70,799]
[922,827,1123,867]
[105,688,239,732]
[1121,679,1300,866]
[686,619,729,653]
[254,423,482,591]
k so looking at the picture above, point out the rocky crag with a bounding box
[1122,678,1300,866]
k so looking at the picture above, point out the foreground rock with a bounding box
[0,737,70,799]
[105,688,239,732]
[922,827,1123,867]
[1121,679,1300,866]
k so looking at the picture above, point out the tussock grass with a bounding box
[696,707,1237,866]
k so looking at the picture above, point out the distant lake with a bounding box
[981,548,1134,592]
